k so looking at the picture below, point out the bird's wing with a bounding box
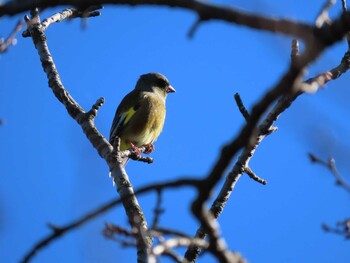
[109,91,142,144]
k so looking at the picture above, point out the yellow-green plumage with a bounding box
[109,73,175,156]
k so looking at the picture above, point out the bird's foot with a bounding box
[143,143,155,154]
[129,142,141,158]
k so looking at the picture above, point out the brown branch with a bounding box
[291,39,300,65]
[322,219,350,239]
[315,0,335,28]
[0,19,23,53]
[24,9,112,160]
[188,22,325,260]
[0,0,315,43]
[190,6,350,216]
[151,189,164,229]
[22,6,102,37]
[187,18,202,38]
[244,166,267,185]
[151,237,209,260]
[21,178,201,262]
[185,14,350,260]
[308,154,350,193]
[23,8,151,262]
[15,1,350,262]
[234,93,250,121]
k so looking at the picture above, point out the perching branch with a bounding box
[22,8,152,263]
[16,1,350,262]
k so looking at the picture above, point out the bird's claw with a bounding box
[143,143,155,154]
[129,142,141,158]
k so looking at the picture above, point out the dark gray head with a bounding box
[135,72,176,94]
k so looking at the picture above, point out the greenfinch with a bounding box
[109,73,175,164]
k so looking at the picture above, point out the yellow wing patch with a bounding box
[122,107,136,126]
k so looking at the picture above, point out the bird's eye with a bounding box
[156,79,168,88]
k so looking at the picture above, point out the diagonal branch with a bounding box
[21,178,200,262]
[185,10,350,261]
[23,8,149,263]
[0,19,23,53]
[308,154,350,193]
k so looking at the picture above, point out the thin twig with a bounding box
[21,178,201,262]
[308,153,350,193]
[234,93,250,121]
[184,22,350,260]
[244,166,267,185]
[151,189,164,229]
[187,18,202,38]
[315,0,335,28]
[1,0,315,44]
[22,6,101,37]
[0,19,23,53]
[322,219,350,239]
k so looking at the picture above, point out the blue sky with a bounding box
[1,1,350,262]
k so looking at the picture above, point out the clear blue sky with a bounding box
[1,1,350,262]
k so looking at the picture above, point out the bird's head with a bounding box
[135,72,176,97]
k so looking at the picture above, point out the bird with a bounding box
[109,72,175,166]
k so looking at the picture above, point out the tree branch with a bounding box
[308,154,350,193]
[23,8,152,262]
[21,178,201,262]
[22,6,102,37]
[185,9,350,259]
[0,19,23,53]
[0,0,316,44]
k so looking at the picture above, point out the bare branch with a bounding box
[322,219,350,239]
[0,0,316,44]
[15,2,350,262]
[185,28,350,260]
[23,8,114,164]
[22,8,152,262]
[187,18,202,39]
[152,237,208,258]
[151,189,164,229]
[244,166,267,185]
[315,0,335,28]
[109,162,152,260]
[291,39,300,65]
[308,153,350,193]
[0,19,23,53]
[22,6,102,37]
[234,93,250,121]
[21,177,200,262]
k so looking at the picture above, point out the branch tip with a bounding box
[315,0,335,28]
[188,18,202,38]
[234,93,250,121]
[244,167,267,185]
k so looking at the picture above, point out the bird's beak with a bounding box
[166,85,176,93]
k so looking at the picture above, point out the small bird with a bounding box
[109,73,175,165]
